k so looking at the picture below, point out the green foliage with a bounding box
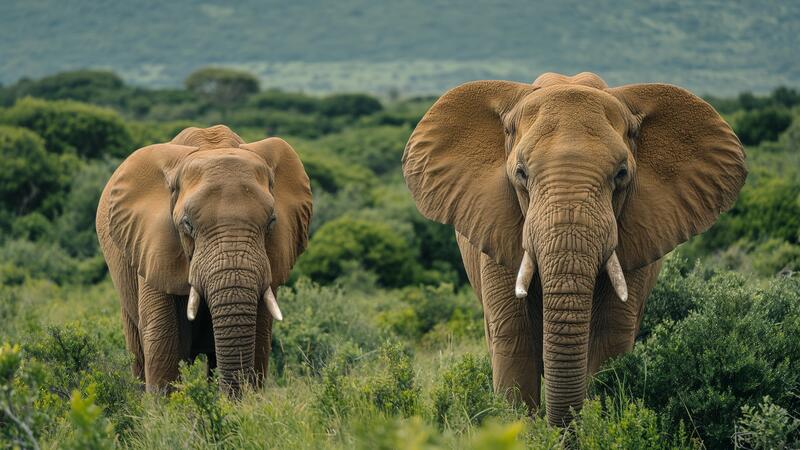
[638,254,702,337]
[270,279,384,377]
[319,93,383,118]
[733,106,793,145]
[64,384,115,450]
[431,354,519,431]
[297,215,420,287]
[248,89,321,114]
[0,125,72,218]
[597,273,800,448]
[316,125,410,175]
[735,396,800,450]
[361,342,420,417]
[2,70,125,105]
[185,67,260,111]
[0,97,133,157]
[169,358,233,444]
[571,396,698,449]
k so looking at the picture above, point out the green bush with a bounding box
[735,396,800,450]
[0,125,74,218]
[248,89,321,114]
[316,125,411,174]
[169,358,233,445]
[572,396,697,449]
[0,97,133,157]
[296,215,420,287]
[597,272,800,448]
[319,93,382,118]
[431,353,519,431]
[270,279,383,377]
[696,175,800,253]
[185,67,260,111]
[638,254,703,337]
[361,342,420,417]
[63,385,115,450]
[7,70,125,104]
[734,106,793,145]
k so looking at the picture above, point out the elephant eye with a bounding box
[181,216,194,236]
[614,165,628,184]
[267,213,277,232]
[515,164,528,183]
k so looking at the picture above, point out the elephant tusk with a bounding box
[187,286,201,321]
[515,251,536,299]
[606,251,628,302]
[263,287,283,321]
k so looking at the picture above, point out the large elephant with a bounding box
[402,72,746,425]
[96,125,312,393]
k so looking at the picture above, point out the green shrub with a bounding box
[63,384,115,450]
[248,89,321,114]
[431,354,520,431]
[638,254,703,337]
[1,97,133,158]
[749,239,800,276]
[8,70,125,104]
[169,357,233,445]
[361,342,420,417]
[316,125,411,175]
[319,93,382,118]
[597,273,800,448]
[270,279,383,377]
[734,106,793,145]
[0,125,74,218]
[51,159,115,258]
[296,215,420,287]
[697,175,800,253]
[572,396,698,449]
[185,67,260,111]
[735,396,800,450]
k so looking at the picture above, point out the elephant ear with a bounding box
[107,144,196,294]
[609,84,747,269]
[242,138,312,286]
[403,80,533,269]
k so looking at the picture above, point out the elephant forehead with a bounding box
[517,87,629,140]
[182,150,270,182]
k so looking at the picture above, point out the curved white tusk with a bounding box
[606,251,628,302]
[515,251,536,299]
[263,287,283,321]
[187,286,201,321]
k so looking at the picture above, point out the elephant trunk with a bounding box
[207,281,258,393]
[529,198,607,426]
[194,233,268,395]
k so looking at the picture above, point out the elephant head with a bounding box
[403,73,746,425]
[107,125,311,392]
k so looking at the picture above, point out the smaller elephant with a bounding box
[96,125,312,393]
[403,72,747,425]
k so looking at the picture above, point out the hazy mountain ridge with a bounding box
[2,0,798,95]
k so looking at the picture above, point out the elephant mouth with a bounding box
[186,284,284,322]
[514,249,628,302]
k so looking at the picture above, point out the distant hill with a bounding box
[2,0,798,96]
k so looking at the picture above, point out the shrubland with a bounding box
[0,69,798,448]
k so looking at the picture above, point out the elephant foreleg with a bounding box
[138,276,182,393]
[480,252,543,413]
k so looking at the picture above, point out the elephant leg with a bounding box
[480,252,543,413]
[254,299,273,385]
[588,260,662,374]
[122,311,144,380]
[138,276,182,393]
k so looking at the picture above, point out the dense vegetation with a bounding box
[2,1,800,95]
[0,69,798,449]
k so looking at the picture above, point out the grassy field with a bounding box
[0,70,799,448]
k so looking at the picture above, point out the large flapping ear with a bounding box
[608,84,747,269]
[403,80,533,269]
[107,144,196,294]
[241,138,312,286]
